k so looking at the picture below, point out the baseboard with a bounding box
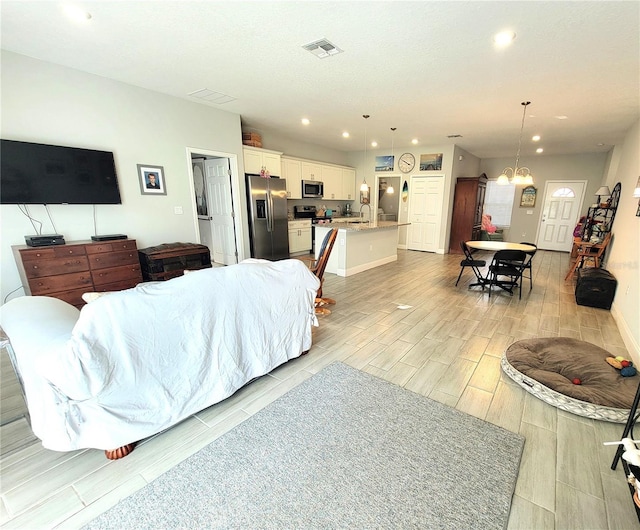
[611,303,640,363]
[337,255,397,277]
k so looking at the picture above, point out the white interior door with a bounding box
[205,158,238,265]
[537,180,586,252]
[407,176,444,252]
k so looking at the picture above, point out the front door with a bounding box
[407,176,444,252]
[537,180,586,252]
[205,158,238,265]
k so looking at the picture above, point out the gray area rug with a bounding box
[85,362,524,529]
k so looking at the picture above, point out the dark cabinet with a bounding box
[449,173,487,254]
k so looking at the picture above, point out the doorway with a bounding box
[536,180,586,252]
[406,176,444,252]
[187,148,243,265]
[375,175,401,222]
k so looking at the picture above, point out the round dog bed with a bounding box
[501,338,638,423]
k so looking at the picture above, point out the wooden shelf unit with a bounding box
[12,239,143,308]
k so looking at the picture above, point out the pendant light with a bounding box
[387,127,396,194]
[360,114,370,192]
[497,101,534,186]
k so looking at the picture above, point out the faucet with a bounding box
[359,203,372,223]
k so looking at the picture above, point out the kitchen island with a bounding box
[315,220,409,277]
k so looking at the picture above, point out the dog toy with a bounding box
[572,378,581,385]
[606,356,636,376]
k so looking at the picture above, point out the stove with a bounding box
[294,205,333,224]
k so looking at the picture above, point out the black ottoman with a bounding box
[575,268,617,309]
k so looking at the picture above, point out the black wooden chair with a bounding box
[519,242,537,290]
[488,249,527,298]
[456,241,487,287]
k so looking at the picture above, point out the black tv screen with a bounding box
[1,139,122,204]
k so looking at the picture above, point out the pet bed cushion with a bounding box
[501,337,637,423]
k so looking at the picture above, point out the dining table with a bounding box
[465,240,536,253]
[464,240,536,291]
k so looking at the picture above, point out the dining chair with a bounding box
[300,228,338,314]
[518,242,537,290]
[564,232,612,280]
[456,241,487,287]
[488,249,527,298]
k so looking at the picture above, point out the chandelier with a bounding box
[497,101,534,186]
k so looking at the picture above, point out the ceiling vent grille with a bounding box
[447,134,463,138]
[188,88,236,104]
[302,38,343,59]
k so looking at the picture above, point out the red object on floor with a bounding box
[572,378,582,385]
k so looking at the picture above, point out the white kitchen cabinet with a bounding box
[321,165,342,200]
[288,220,312,254]
[301,161,322,181]
[342,168,356,200]
[243,147,282,177]
[281,157,302,199]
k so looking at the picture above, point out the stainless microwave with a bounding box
[302,180,324,198]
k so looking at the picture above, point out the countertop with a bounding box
[321,220,410,232]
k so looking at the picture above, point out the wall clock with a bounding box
[398,152,415,173]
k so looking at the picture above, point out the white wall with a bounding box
[479,152,608,242]
[604,119,640,359]
[1,51,245,303]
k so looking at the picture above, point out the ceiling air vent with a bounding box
[302,38,343,59]
[447,134,463,138]
[188,88,236,104]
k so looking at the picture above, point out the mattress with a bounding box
[501,338,637,423]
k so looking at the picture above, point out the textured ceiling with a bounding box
[1,1,639,158]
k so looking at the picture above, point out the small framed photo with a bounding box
[137,164,167,195]
[520,185,537,208]
[419,153,443,171]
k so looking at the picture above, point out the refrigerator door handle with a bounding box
[266,187,274,232]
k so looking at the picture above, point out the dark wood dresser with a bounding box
[12,239,143,308]
[449,173,487,254]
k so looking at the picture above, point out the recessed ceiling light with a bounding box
[342,131,349,138]
[493,31,516,47]
[412,139,419,145]
[371,141,378,147]
[301,118,310,126]
[63,4,92,22]
[554,115,568,120]
[532,135,541,142]
[536,148,544,153]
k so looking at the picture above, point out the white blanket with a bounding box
[3,259,319,451]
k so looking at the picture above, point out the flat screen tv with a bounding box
[1,139,122,204]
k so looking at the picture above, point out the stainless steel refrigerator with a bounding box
[246,175,290,260]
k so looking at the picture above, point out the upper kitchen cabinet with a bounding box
[243,146,282,177]
[301,161,322,181]
[321,165,342,200]
[281,157,302,199]
[342,168,356,201]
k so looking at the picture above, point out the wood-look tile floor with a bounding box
[1,249,637,529]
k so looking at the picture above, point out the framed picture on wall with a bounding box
[419,153,443,171]
[138,164,167,195]
[520,185,537,207]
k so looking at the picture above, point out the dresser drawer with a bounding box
[85,239,137,254]
[22,256,90,279]
[88,249,139,270]
[92,263,142,286]
[20,244,87,262]
[27,271,93,295]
